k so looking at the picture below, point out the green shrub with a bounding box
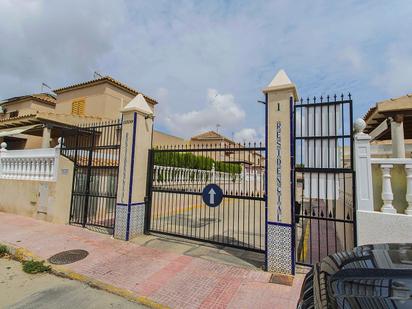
[154,152,241,174]
[22,260,51,274]
[0,245,8,257]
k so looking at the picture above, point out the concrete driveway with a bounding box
[0,259,146,309]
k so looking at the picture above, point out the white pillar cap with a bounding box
[122,94,154,117]
[263,69,298,100]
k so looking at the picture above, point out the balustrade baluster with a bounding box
[49,158,54,180]
[3,159,9,178]
[35,159,40,180]
[14,159,17,178]
[29,160,33,179]
[380,164,396,214]
[18,158,26,179]
[8,159,12,178]
[405,164,412,215]
[39,159,44,180]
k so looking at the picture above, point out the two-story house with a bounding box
[0,76,157,149]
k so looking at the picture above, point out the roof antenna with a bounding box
[41,82,52,93]
[94,71,103,79]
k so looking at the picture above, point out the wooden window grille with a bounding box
[71,99,85,116]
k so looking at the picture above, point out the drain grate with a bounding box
[48,249,89,265]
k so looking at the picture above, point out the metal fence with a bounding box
[294,95,355,266]
[146,143,266,252]
[61,120,122,232]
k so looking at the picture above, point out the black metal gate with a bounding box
[61,120,122,232]
[293,95,355,266]
[146,143,266,252]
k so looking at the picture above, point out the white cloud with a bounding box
[0,0,125,95]
[338,47,364,72]
[164,89,245,138]
[373,44,412,96]
[234,128,263,143]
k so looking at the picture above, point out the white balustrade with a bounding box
[354,118,412,215]
[368,158,412,215]
[0,142,60,181]
[152,164,265,188]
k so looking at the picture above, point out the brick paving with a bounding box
[0,212,304,308]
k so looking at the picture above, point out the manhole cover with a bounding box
[48,249,89,265]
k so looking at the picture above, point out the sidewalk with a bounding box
[0,212,304,308]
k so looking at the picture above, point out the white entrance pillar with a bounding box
[114,94,154,241]
[263,69,298,275]
[391,114,405,158]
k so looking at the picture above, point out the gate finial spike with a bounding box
[326,95,330,102]
[348,92,352,100]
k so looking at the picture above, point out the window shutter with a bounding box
[78,100,85,115]
[72,99,85,115]
[71,101,78,115]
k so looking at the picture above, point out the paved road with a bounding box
[150,192,266,251]
[0,259,146,309]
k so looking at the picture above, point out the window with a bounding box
[9,110,19,118]
[71,99,85,115]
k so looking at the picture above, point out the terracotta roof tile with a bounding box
[0,93,56,107]
[190,130,233,141]
[0,113,37,123]
[53,76,158,105]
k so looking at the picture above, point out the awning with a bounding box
[0,124,43,137]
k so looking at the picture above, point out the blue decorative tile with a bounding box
[129,203,145,238]
[114,205,128,240]
[267,223,293,274]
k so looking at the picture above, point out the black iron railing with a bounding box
[61,119,122,232]
[146,142,266,252]
[294,95,355,266]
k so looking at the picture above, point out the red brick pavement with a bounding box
[0,212,304,308]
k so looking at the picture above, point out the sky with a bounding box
[1,0,412,142]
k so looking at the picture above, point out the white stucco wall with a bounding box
[0,156,73,224]
[357,210,412,245]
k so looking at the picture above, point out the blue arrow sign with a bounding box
[202,184,223,207]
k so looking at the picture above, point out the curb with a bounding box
[0,241,169,309]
